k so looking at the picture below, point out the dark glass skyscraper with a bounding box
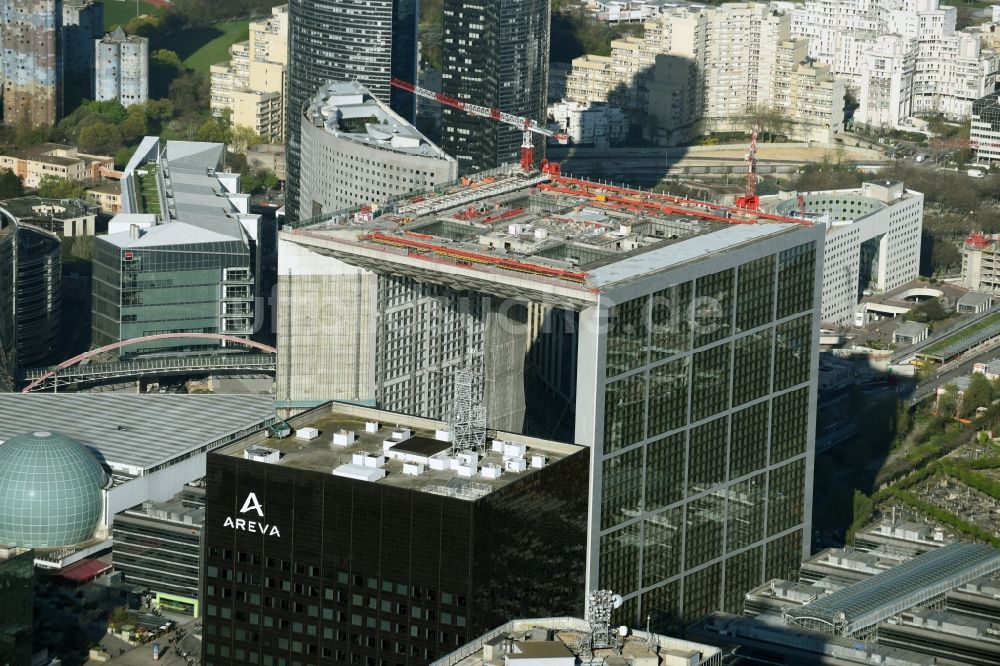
[285,0,418,221]
[440,0,550,174]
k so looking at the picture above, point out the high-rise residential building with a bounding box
[277,167,824,625]
[210,4,288,142]
[791,0,1000,128]
[285,0,417,220]
[95,27,149,108]
[92,137,262,355]
[566,3,845,145]
[439,0,550,174]
[1,0,60,126]
[201,402,589,666]
[298,81,456,219]
[62,0,103,84]
[763,180,924,325]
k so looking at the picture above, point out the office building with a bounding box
[285,0,417,220]
[0,142,114,189]
[278,166,824,625]
[0,0,60,126]
[95,26,149,108]
[201,401,590,665]
[0,547,33,666]
[0,196,96,236]
[972,91,1000,163]
[62,1,103,82]
[113,484,205,617]
[791,0,1000,128]
[690,540,1000,666]
[210,5,288,142]
[92,137,262,355]
[763,180,924,325]
[565,3,845,145]
[0,393,274,569]
[436,616,721,666]
[298,81,456,219]
[0,200,64,369]
[440,0,550,173]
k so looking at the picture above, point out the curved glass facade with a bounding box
[286,0,417,221]
[0,431,107,548]
[15,227,61,367]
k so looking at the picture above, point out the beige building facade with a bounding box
[0,143,113,189]
[210,5,288,142]
[564,3,844,145]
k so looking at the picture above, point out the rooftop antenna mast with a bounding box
[448,365,487,455]
[584,590,623,656]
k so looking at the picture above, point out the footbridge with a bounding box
[21,333,277,393]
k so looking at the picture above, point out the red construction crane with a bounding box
[390,78,569,171]
[735,118,760,211]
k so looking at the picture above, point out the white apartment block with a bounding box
[547,101,629,146]
[210,4,288,142]
[94,27,148,107]
[565,3,844,145]
[791,0,999,128]
[971,91,1000,163]
[765,181,924,325]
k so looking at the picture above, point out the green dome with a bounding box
[0,431,107,548]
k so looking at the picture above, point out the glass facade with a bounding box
[440,0,549,174]
[91,237,253,355]
[598,241,817,629]
[0,548,33,666]
[286,0,418,220]
[201,448,588,666]
[0,431,107,548]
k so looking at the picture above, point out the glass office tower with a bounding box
[285,0,418,221]
[0,547,33,666]
[440,0,550,174]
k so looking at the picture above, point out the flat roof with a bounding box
[0,394,275,472]
[431,617,719,666]
[286,168,811,299]
[785,543,1000,635]
[0,196,96,220]
[305,81,453,161]
[217,402,581,499]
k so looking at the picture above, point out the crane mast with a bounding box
[390,78,569,171]
[735,118,760,210]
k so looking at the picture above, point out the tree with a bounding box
[150,49,184,100]
[119,109,149,144]
[228,125,264,154]
[0,168,24,199]
[37,176,88,200]
[78,122,123,155]
[938,384,960,418]
[195,118,230,143]
[962,373,994,418]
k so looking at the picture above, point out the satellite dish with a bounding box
[611,594,624,609]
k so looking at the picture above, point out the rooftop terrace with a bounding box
[218,402,581,499]
[284,166,812,304]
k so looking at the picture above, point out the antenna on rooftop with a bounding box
[584,589,623,656]
[448,365,487,455]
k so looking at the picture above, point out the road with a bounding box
[913,344,1000,402]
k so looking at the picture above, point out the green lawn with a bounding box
[103,0,158,30]
[173,21,251,72]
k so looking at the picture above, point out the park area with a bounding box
[103,1,249,73]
